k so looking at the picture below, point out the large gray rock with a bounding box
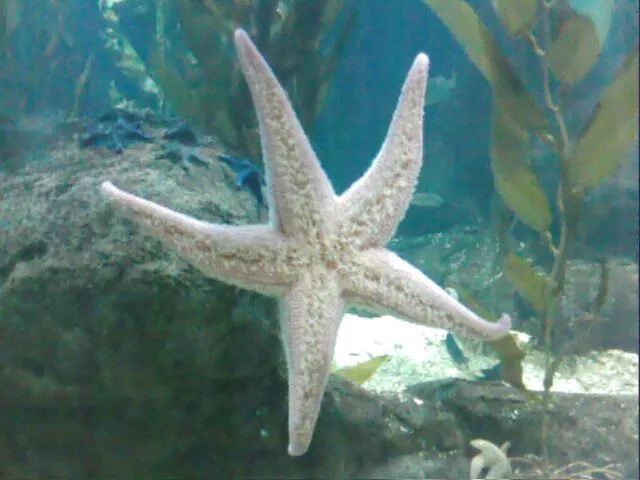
[561,259,639,353]
[0,129,283,476]
[0,128,636,478]
[574,147,639,262]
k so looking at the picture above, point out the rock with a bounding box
[406,380,638,479]
[0,127,636,478]
[560,259,639,353]
[0,128,283,477]
[333,313,637,477]
[510,259,639,355]
[335,313,638,396]
[574,147,639,262]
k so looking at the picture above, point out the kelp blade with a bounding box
[333,355,390,385]
[492,0,538,37]
[456,288,529,393]
[566,52,639,191]
[504,253,549,314]
[548,14,602,85]
[491,106,552,233]
[422,0,499,83]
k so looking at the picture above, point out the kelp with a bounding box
[548,13,601,85]
[491,105,551,233]
[423,0,550,234]
[422,0,550,392]
[455,288,530,396]
[422,0,637,474]
[504,253,548,314]
[130,0,357,163]
[492,0,538,37]
[1,0,79,114]
[566,51,639,191]
[332,355,390,385]
[0,0,21,63]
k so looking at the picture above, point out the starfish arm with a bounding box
[343,248,511,340]
[101,182,294,293]
[469,454,486,479]
[279,268,344,456]
[470,439,512,477]
[336,53,429,249]
[234,29,336,239]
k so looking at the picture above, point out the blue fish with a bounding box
[217,154,266,208]
[478,362,503,382]
[445,332,469,366]
[444,333,503,382]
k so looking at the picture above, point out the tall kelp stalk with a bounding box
[422,0,638,475]
[116,0,356,163]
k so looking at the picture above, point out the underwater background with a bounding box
[0,0,638,478]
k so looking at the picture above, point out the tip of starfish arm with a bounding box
[234,29,259,64]
[287,411,314,456]
[288,438,310,457]
[234,28,250,45]
[100,181,118,197]
[415,52,429,67]
[494,313,512,338]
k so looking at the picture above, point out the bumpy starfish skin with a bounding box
[100,29,511,456]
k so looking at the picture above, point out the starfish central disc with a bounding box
[100,29,511,457]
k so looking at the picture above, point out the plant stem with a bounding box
[528,1,577,476]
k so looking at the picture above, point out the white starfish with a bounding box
[469,439,512,479]
[100,29,511,456]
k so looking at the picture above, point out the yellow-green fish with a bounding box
[332,355,390,385]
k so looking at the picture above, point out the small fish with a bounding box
[478,362,503,382]
[445,332,469,366]
[426,71,457,106]
[332,355,390,385]
[0,111,66,170]
[217,154,266,208]
[410,191,444,208]
[444,333,503,382]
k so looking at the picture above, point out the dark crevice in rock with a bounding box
[0,239,49,284]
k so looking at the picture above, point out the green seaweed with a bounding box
[422,1,636,473]
[0,0,76,114]
[491,105,552,233]
[456,288,530,395]
[548,13,602,85]
[106,0,354,163]
[332,355,390,385]
[566,51,639,191]
[492,0,538,37]
[146,0,357,163]
[504,253,548,314]
[423,0,550,232]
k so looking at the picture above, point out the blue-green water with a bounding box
[1,0,637,478]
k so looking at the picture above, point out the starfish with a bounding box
[469,439,512,479]
[155,142,209,171]
[80,108,153,154]
[100,29,511,456]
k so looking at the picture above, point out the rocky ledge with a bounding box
[0,126,637,478]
